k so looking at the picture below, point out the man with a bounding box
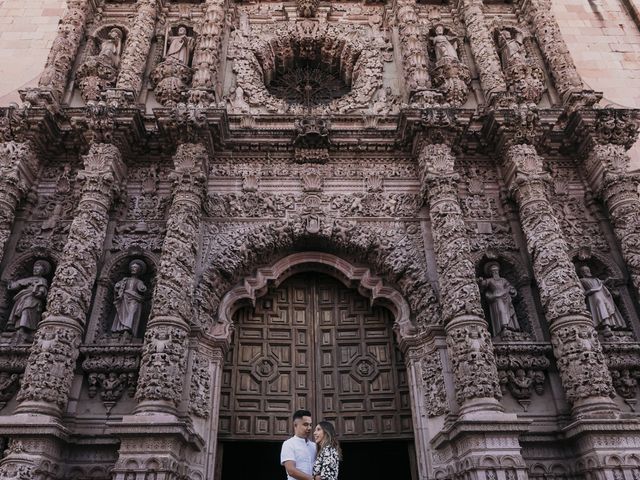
[281,409,316,480]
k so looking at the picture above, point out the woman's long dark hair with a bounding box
[316,421,342,460]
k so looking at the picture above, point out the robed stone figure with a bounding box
[479,261,520,336]
[578,266,626,331]
[7,260,51,340]
[111,260,148,336]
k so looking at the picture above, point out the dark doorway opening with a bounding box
[219,440,415,480]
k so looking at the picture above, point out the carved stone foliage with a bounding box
[494,343,552,408]
[428,25,471,107]
[394,0,430,99]
[495,28,546,104]
[188,352,211,418]
[76,27,125,102]
[205,192,420,218]
[198,218,437,333]
[446,324,502,403]
[0,346,29,409]
[421,352,448,417]
[135,325,187,406]
[38,0,91,103]
[80,344,141,411]
[230,21,383,114]
[550,195,608,252]
[16,325,81,410]
[551,324,614,403]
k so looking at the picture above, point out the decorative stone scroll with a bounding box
[455,0,506,101]
[15,143,125,416]
[116,0,158,98]
[135,143,208,411]
[419,144,502,407]
[502,144,615,410]
[38,0,91,103]
[0,141,38,265]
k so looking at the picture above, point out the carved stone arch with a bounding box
[85,249,158,342]
[603,454,624,466]
[474,250,530,287]
[195,219,438,332]
[570,248,625,281]
[234,21,383,113]
[480,455,500,467]
[215,252,414,345]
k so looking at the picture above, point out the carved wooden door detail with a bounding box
[219,273,413,441]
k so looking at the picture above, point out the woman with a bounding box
[312,421,341,480]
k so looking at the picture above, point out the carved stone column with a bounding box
[456,0,507,101]
[110,143,207,480]
[14,143,124,417]
[518,0,583,102]
[420,144,529,480]
[0,141,38,264]
[394,0,431,100]
[501,144,616,416]
[584,144,640,296]
[188,0,225,105]
[116,0,158,98]
[37,0,91,103]
[419,144,502,413]
[134,143,207,414]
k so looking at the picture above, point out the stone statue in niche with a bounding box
[497,29,526,69]
[165,26,195,66]
[150,26,196,106]
[6,260,51,342]
[429,24,470,107]
[431,24,460,62]
[75,27,124,101]
[479,262,520,336]
[111,260,148,337]
[578,266,627,333]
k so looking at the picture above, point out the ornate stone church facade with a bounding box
[0,0,639,479]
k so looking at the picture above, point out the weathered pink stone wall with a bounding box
[0,0,66,104]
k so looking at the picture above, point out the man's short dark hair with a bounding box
[292,409,312,421]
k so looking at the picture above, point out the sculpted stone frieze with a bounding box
[188,353,211,418]
[494,343,552,405]
[421,352,448,417]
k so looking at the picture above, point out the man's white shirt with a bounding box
[280,435,317,480]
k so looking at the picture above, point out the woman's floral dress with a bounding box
[312,446,340,480]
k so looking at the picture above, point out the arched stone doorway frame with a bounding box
[204,251,433,480]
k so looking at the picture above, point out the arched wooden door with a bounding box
[218,272,414,441]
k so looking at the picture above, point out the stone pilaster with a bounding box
[37,0,91,103]
[456,0,507,102]
[394,0,431,100]
[189,0,225,105]
[584,143,640,297]
[0,141,38,265]
[14,143,124,417]
[116,0,158,97]
[420,144,529,480]
[134,143,207,415]
[518,0,583,103]
[501,143,616,416]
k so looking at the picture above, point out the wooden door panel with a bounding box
[219,273,413,440]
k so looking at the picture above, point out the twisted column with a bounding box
[519,0,583,102]
[0,142,38,264]
[585,143,640,296]
[189,0,225,104]
[134,143,208,414]
[15,143,124,417]
[502,144,615,416]
[394,0,431,99]
[457,0,507,100]
[419,144,502,414]
[38,0,91,102]
[116,0,158,97]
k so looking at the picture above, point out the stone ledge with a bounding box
[107,413,205,451]
[0,412,70,439]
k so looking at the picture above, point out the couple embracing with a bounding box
[280,410,341,480]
